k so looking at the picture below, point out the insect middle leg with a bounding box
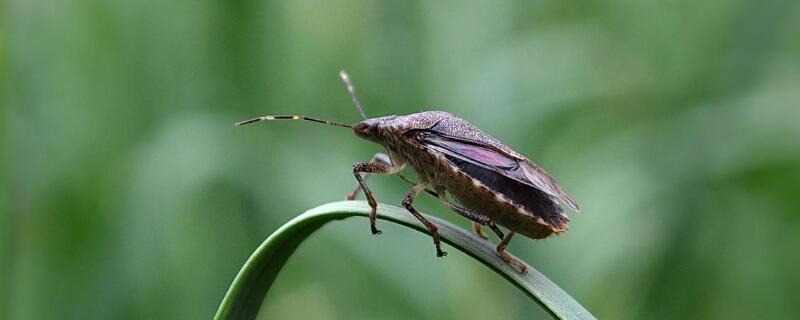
[402,181,447,257]
[496,231,527,274]
[352,159,402,235]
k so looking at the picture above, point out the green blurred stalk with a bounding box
[215,201,596,320]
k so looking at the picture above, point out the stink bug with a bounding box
[236,71,580,273]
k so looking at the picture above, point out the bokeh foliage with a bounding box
[4,0,800,319]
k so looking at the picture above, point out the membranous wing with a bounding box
[418,131,580,212]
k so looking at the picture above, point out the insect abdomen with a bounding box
[438,155,568,239]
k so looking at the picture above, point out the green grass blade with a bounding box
[214,201,596,320]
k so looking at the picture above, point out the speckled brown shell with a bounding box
[377,111,578,239]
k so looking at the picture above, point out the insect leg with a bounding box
[346,153,393,200]
[432,189,505,240]
[478,222,506,241]
[402,181,447,257]
[472,223,489,240]
[496,231,527,274]
[348,154,441,200]
[352,161,402,235]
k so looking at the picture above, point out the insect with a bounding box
[235,71,580,273]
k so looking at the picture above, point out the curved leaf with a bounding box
[215,201,596,320]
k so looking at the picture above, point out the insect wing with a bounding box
[518,158,580,211]
[420,132,580,212]
[433,137,517,169]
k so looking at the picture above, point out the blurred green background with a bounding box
[4,0,800,319]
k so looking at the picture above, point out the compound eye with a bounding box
[369,122,380,131]
[354,122,369,132]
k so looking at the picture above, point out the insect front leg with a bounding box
[496,231,528,274]
[433,188,504,240]
[402,181,447,257]
[346,153,393,200]
[352,160,401,235]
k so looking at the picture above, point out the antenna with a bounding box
[234,115,352,128]
[339,70,367,120]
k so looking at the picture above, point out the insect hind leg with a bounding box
[496,231,528,274]
[472,222,489,240]
[434,189,505,240]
